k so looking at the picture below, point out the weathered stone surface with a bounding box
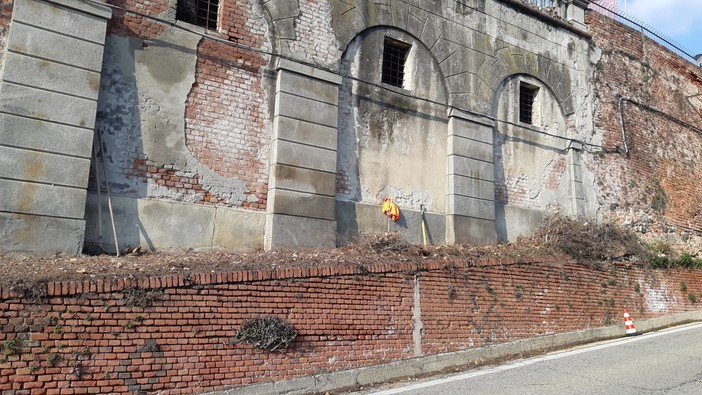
[448,155,494,181]
[0,114,93,157]
[447,195,495,220]
[496,204,545,241]
[13,0,110,43]
[268,189,336,220]
[2,52,102,100]
[449,135,493,163]
[448,175,495,201]
[271,139,337,173]
[448,114,494,144]
[273,117,337,150]
[265,214,336,250]
[7,23,106,72]
[270,165,336,197]
[84,195,265,252]
[0,146,91,188]
[447,214,497,244]
[212,208,266,251]
[275,92,339,128]
[0,212,84,255]
[0,179,87,219]
[0,83,97,129]
[336,201,446,246]
[277,69,339,105]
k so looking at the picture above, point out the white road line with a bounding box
[368,322,702,394]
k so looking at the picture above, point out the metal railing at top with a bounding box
[588,1,699,65]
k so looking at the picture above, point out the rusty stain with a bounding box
[39,60,50,69]
[88,75,100,92]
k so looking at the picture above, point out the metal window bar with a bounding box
[528,0,559,9]
[588,0,697,64]
[519,84,538,124]
[177,0,219,30]
[382,40,410,88]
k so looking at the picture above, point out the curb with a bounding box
[207,310,702,395]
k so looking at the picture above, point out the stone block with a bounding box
[276,58,341,85]
[0,212,84,255]
[448,175,495,201]
[448,155,494,181]
[2,52,102,100]
[0,83,97,129]
[265,214,336,250]
[275,92,339,128]
[0,114,93,157]
[356,360,422,387]
[446,214,497,244]
[270,165,336,197]
[496,204,545,242]
[448,135,493,162]
[84,195,219,252]
[7,23,106,72]
[212,207,265,251]
[271,139,336,173]
[0,179,86,219]
[273,117,337,150]
[13,0,110,44]
[335,200,446,246]
[315,369,359,393]
[268,189,335,220]
[447,195,495,220]
[0,146,91,188]
[448,113,494,143]
[277,69,339,105]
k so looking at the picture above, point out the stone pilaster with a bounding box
[446,108,497,245]
[265,59,342,250]
[0,0,111,255]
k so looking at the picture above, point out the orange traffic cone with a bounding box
[623,309,638,336]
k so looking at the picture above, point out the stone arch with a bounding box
[335,25,450,244]
[483,47,575,116]
[257,0,301,56]
[491,72,580,242]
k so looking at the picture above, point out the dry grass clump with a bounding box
[527,216,648,263]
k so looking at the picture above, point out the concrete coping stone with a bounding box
[447,107,496,127]
[0,254,569,299]
[276,58,342,86]
[42,0,113,20]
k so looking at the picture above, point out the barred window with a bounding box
[381,38,411,88]
[177,0,219,30]
[519,83,539,125]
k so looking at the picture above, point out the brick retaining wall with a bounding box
[2,257,702,394]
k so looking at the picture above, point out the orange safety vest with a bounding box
[381,198,400,221]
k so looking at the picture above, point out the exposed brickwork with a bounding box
[0,0,12,72]
[587,11,702,243]
[3,257,702,393]
[96,0,271,210]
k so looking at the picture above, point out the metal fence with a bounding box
[588,0,698,65]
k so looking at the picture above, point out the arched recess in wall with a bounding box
[335,26,449,244]
[492,73,581,242]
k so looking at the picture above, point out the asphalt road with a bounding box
[356,322,702,395]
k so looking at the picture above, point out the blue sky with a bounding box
[618,0,702,56]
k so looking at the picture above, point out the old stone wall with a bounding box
[0,0,11,73]
[2,257,702,393]
[587,11,702,250]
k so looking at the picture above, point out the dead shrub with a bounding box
[528,216,647,264]
[233,316,297,352]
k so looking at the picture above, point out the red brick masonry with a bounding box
[2,257,702,394]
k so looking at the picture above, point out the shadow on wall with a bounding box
[85,34,146,254]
